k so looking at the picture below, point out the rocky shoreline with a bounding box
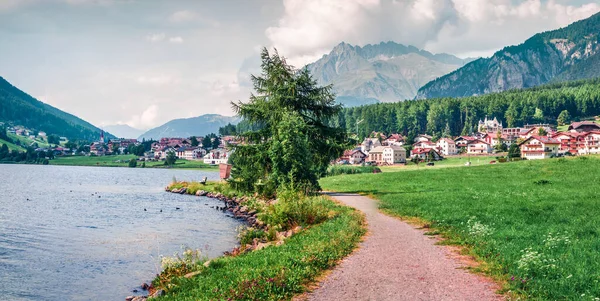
[125,185,286,301]
[166,186,264,229]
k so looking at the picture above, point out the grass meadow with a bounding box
[0,138,25,152]
[320,156,600,300]
[49,155,216,169]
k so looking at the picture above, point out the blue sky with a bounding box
[1,0,598,129]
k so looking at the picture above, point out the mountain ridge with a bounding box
[138,114,241,140]
[0,76,113,141]
[306,41,474,105]
[416,12,600,99]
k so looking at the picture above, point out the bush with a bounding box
[259,188,331,230]
[326,165,381,176]
[238,227,267,245]
[128,158,137,168]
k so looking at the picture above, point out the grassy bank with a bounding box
[154,182,365,300]
[49,155,216,170]
[320,156,600,300]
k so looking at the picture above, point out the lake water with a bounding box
[0,165,242,301]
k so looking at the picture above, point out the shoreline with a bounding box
[127,185,263,301]
[0,161,218,171]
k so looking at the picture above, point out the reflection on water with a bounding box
[0,164,242,301]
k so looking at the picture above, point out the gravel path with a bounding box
[306,193,502,301]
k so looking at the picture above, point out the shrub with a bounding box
[259,188,331,230]
[238,227,267,245]
[128,158,137,168]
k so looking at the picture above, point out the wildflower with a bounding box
[510,276,515,281]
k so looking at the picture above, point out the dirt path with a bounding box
[306,193,502,301]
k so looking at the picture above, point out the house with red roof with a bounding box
[552,132,585,155]
[466,139,491,154]
[436,138,457,155]
[568,121,600,133]
[578,131,600,155]
[383,134,404,146]
[519,136,560,160]
[454,136,477,148]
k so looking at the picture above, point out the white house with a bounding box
[519,136,560,159]
[466,139,491,154]
[156,147,176,160]
[361,138,382,154]
[368,145,406,165]
[203,148,230,165]
[413,134,433,143]
[436,138,457,156]
[578,132,600,155]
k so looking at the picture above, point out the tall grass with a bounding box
[321,155,600,300]
[326,165,381,176]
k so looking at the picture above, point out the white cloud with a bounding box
[266,0,600,65]
[146,33,165,42]
[136,75,177,86]
[127,104,159,129]
[169,10,197,23]
[169,36,184,43]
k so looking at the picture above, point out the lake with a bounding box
[0,164,242,301]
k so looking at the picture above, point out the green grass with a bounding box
[154,195,365,301]
[378,155,501,172]
[8,133,51,148]
[50,155,217,170]
[557,120,600,132]
[0,138,25,152]
[320,156,600,300]
[326,165,381,176]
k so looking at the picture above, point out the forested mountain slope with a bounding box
[417,12,600,99]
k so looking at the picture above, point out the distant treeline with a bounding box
[335,78,600,141]
[220,78,600,142]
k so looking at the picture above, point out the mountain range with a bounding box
[416,12,600,99]
[306,41,475,105]
[103,124,145,139]
[138,114,240,140]
[0,76,112,141]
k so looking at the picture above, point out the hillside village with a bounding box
[338,117,600,166]
[0,123,237,165]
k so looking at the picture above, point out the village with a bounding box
[3,117,600,167]
[338,117,600,166]
[0,123,236,165]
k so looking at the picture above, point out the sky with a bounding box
[1,0,599,130]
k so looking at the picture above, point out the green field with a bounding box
[0,138,26,152]
[378,155,502,172]
[50,155,217,170]
[8,133,51,148]
[320,156,600,300]
[557,119,600,132]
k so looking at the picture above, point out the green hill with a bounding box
[0,76,113,141]
[417,12,600,99]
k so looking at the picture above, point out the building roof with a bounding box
[413,140,435,147]
[520,136,561,145]
[454,136,477,142]
[386,134,404,141]
[369,146,386,153]
[568,121,600,131]
[438,138,455,144]
[467,139,489,145]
